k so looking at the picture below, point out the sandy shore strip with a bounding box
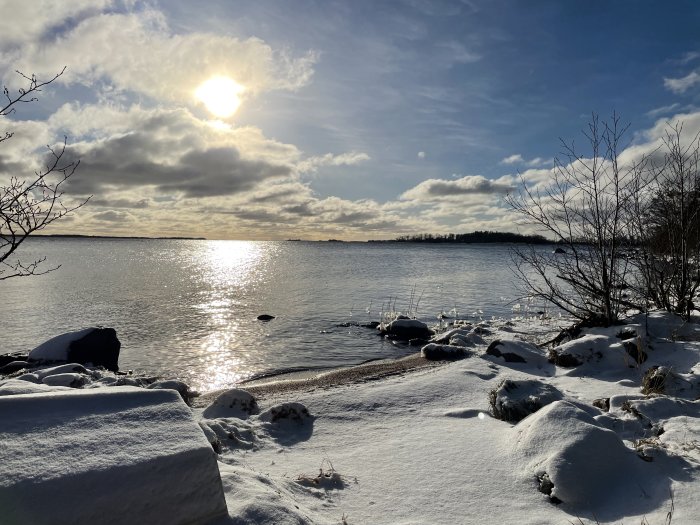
[194,352,442,405]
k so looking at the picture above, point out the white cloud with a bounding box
[297,151,370,174]
[400,175,512,202]
[664,71,700,94]
[500,154,549,168]
[417,151,426,159]
[1,10,318,102]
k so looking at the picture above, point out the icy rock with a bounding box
[16,373,40,383]
[421,343,470,360]
[147,379,195,405]
[489,379,563,423]
[28,327,121,372]
[202,388,260,419]
[0,387,227,525]
[382,318,434,340]
[42,373,88,388]
[35,363,89,380]
[514,401,650,508]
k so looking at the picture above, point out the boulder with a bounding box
[0,361,29,375]
[28,328,121,372]
[202,389,259,420]
[489,379,562,423]
[256,314,275,321]
[486,341,527,363]
[421,343,470,360]
[0,353,27,368]
[381,318,434,341]
[147,380,195,405]
[622,338,647,365]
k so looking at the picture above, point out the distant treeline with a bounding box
[387,231,551,244]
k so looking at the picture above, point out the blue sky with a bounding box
[1,0,699,239]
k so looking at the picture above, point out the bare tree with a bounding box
[506,113,640,325]
[0,68,88,280]
[630,123,700,320]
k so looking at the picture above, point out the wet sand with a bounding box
[194,352,442,405]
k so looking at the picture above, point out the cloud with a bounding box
[91,210,135,223]
[646,103,681,118]
[417,151,426,159]
[664,71,700,94]
[1,10,318,102]
[297,151,370,174]
[500,154,549,168]
[400,175,512,202]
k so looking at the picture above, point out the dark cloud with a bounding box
[401,175,512,201]
[90,197,150,208]
[60,134,291,198]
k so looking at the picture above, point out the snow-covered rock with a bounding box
[41,372,89,388]
[0,379,69,396]
[489,378,563,422]
[202,388,259,419]
[147,379,195,405]
[421,343,471,360]
[28,327,121,371]
[0,387,227,525]
[514,401,658,509]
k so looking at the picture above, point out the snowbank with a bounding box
[0,387,227,525]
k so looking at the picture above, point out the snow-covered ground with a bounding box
[1,311,699,524]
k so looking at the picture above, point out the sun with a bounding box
[195,76,245,118]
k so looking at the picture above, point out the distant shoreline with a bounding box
[28,234,207,240]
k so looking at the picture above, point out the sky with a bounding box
[1,0,699,240]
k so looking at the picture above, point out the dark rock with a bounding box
[547,349,583,368]
[622,339,647,364]
[360,321,380,329]
[257,314,275,321]
[489,379,563,423]
[67,328,121,372]
[486,341,527,363]
[0,353,28,368]
[553,247,566,254]
[380,319,434,341]
[336,321,359,327]
[0,361,29,375]
[616,327,637,340]
[409,338,430,347]
[592,398,610,411]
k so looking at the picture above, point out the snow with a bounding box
[0,387,227,525]
[27,327,95,362]
[1,311,699,524]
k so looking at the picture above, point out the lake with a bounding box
[0,239,547,391]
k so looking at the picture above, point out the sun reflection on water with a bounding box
[187,241,274,392]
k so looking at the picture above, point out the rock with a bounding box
[35,363,89,380]
[489,379,563,423]
[0,353,27,368]
[42,373,88,388]
[28,328,121,372]
[147,380,196,405]
[361,321,380,329]
[420,343,470,360]
[622,338,647,365]
[0,361,29,375]
[381,318,434,341]
[409,338,430,347]
[486,341,527,363]
[547,349,583,368]
[259,402,312,424]
[592,398,610,411]
[202,389,259,420]
[615,327,637,340]
[257,314,275,321]
[553,247,566,254]
[15,373,40,384]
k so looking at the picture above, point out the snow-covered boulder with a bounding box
[514,401,656,509]
[147,379,195,405]
[28,327,121,371]
[381,318,434,340]
[35,363,90,379]
[421,343,471,360]
[41,373,89,388]
[202,388,260,419]
[0,387,227,525]
[489,379,563,423]
[0,379,70,396]
[260,402,313,424]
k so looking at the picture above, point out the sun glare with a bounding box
[195,76,244,118]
